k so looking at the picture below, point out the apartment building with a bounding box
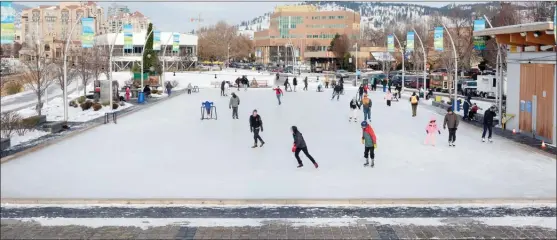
[19,2,106,59]
[254,5,360,67]
[106,11,150,33]
[107,3,130,18]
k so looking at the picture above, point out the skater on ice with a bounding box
[331,84,342,101]
[165,81,173,96]
[482,105,497,142]
[220,80,226,96]
[357,84,364,101]
[384,89,393,106]
[360,94,372,122]
[187,83,193,94]
[462,96,472,120]
[291,126,318,168]
[229,92,240,119]
[349,97,361,122]
[317,82,323,92]
[443,107,459,146]
[249,110,265,148]
[201,101,217,120]
[224,81,231,96]
[303,76,308,91]
[235,77,241,91]
[284,77,291,92]
[360,121,377,167]
[410,92,419,117]
[293,77,298,92]
[273,86,284,105]
[424,116,441,146]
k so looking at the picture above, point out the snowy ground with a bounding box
[1,88,555,199]
[6,130,50,148]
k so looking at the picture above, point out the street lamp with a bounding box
[160,32,173,89]
[412,27,427,94]
[108,24,125,112]
[63,13,82,122]
[392,34,405,93]
[442,23,458,110]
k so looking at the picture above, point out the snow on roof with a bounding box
[371,52,395,61]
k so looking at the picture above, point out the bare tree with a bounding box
[75,48,93,96]
[52,41,78,92]
[198,21,246,62]
[524,1,555,22]
[20,44,56,115]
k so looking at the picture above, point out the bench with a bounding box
[42,121,66,133]
[250,80,269,88]
[0,138,10,151]
[192,86,200,93]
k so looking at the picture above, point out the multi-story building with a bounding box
[107,3,130,18]
[254,5,360,68]
[106,11,150,33]
[19,2,106,59]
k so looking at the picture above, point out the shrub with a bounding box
[151,89,158,94]
[92,103,102,111]
[69,100,78,107]
[5,81,23,95]
[21,115,42,129]
[81,100,93,111]
[0,111,22,138]
[77,96,86,104]
[112,103,119,110]
[171,80,179,88]
[101,100,110,106]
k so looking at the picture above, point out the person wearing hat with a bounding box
[482,105,497,142]
[360,121,377,167]
[249,109,265,148]
[443,107,460,147]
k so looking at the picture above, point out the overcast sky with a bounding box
[23,1,487,33]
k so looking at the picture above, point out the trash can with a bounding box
[435,96,442,102]
[419,92,424,98]
[138,91,145,104]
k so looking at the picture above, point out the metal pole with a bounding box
[355,43,358,74]
[63,13,82,122]
[140,28,154,90]
[227,43,230,68]
[442,24,458,110]
[392,34,405,93]
[109,24,125,113]
[484,15,503,126]
[161,33,173,88]
[412,28,427,94]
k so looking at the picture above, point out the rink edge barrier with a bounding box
[2,198,556,205]
[0,90,187,165]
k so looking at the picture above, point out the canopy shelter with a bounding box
[473,21,555,50]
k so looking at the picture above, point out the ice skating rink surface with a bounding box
[1,88,555,199]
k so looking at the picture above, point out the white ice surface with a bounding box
[15,217,557,230]
[1,88,555,199]
[7,129,50,148]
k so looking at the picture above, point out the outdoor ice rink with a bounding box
[1,87,556,199]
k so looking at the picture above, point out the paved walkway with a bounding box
[2,219,555,239]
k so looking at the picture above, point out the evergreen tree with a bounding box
[142,23,160,75]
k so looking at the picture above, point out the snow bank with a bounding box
[7,130,50,147]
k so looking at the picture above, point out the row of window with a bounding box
[255,34,338,40]
[311,15,345,20]
[306,24,348,29]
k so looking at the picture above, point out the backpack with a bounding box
[411,96,418,104]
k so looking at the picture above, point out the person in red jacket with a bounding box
[273,86,284,105]
[361,121,377,167]
[363,84,369,94]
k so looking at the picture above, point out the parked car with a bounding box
[461,80,478,96]
[313,66,323,73]
[335,70,349,78]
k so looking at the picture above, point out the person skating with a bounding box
[410,92,419,117]
[325,77,330,88]
[363,83,369,95]
[293,77,298,92]
[360,94,372,121]
[284,77,290,92]
[360,121,377,167]
[273,86,284,105]
[331,84,342,101]
[187,83,193,94]
[425,116,441,146]
[358,84,364,101]
[229,92,240,119]
[165,81,173,96]
[249,110,265,148]
[482,105,497,142]
[469,103,481,120]
[303,76,308,91]
[349,97,361,122]
[291,126,318,168]
[224,81,231,96]
[235,77,241,91]
[462,96,472,120]
[443,107,459,147]
[384,89,393,106]
[220,80,226,96]
[338,77,344,95]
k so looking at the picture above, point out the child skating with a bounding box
[349,97,361,122]
[360,121,377,167]
[384,90,393,106]
[424,116,441,146]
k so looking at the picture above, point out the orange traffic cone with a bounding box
[512,129,516,134]
[541,141,546,149]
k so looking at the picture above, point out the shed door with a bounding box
[519,63,555,141]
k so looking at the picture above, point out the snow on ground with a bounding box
[7,130,50,148]
[1,88,555,199]
[15,217,557,229]
[16,97,133,122]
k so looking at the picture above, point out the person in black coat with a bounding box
[338,77,344,94]
[291,126,318,168]
[358,85,364,101]
[292,77,298,92]
[482,106,497,142]
[220,80,226,96]
[284,77,290,91]
[331,84,342,101]
[249,109,265,148]
[303,76,308,91]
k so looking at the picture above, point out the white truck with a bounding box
[476,74,507,99]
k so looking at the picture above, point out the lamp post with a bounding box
[108,24,125,112]
[484,15,503,126]
[160,32,174,89]
[442,24,458,110]
[227,43,230,68]
[63,13,82,122]
[140,28,155,89]
[412,27,427,94]
[392,34,405,93]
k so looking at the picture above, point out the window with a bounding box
[321,16,326,20]
[45,16,56,22]
[329,16,335,19]
[32,11,40,22]
[307,35,312,38]
[61,10,69,23]
[338,16,344,19]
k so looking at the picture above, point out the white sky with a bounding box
[21,1,488,33]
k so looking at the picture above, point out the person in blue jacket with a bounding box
[202,101,213,115]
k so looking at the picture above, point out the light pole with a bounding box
[412,27,427,94]
[227,43,230,68]
[483,15,503,126]
[108,24,125,112]
[442,24,458,110]
[160,32,173,88]
[392,34,405,93]
[63,13,82,122]
[140,28,155,89]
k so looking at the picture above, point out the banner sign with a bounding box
[172,33,179,52]
[0,1,15,44]
[554,7,556,44]
[153,30,161,50]
[123,24,133,50]
[81,18,95,48]
[434,27,444,51]
[387,35,395,53]
[473,19,486,50]
[406,31,414,52]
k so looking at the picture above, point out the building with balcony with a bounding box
[107,11,150,34]
[254,5,360,69]
[107,3,130,18]
[94,31,198,71]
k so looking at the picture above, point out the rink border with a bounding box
[0,90,187,165]
[1,198,555,205]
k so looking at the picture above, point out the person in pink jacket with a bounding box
[384,89,393,106]
[425,116,441,146]
[125,87,131,101]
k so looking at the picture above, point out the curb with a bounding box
[0,90,186,165]
[1,198,555,205]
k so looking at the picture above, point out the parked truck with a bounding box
[476,74,507,99]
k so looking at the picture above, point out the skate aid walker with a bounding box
[201,101,218,120]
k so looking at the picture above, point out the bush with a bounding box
[80,100,93,111]
[5,81,23,95]
[77,96,86,104]
[171,80,179,88]
[151,89,158,94]
[112,103,119,110]
[92,103,102,111]
[21,115,42,129]
[69,100,78,107]
[101,101,110,106]
[0,111,22,138]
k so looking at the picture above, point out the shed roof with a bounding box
[473,21,555,47]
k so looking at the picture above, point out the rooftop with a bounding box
[473,21,555,47]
